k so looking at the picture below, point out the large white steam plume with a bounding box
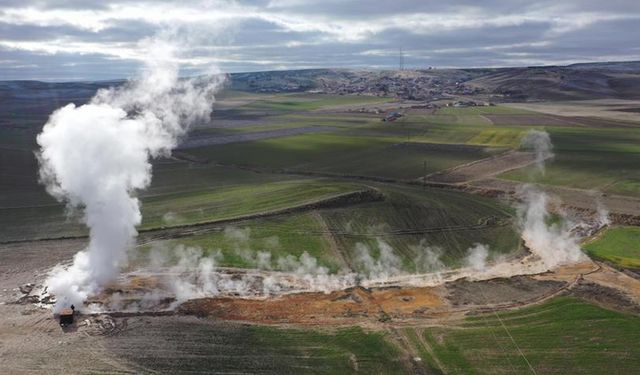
[516,130,585,267]
[518,186,585,267]
[37,38,224,311]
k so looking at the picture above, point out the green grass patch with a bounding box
[499,149,640,196]
[140,178,365,229]
[437,105,533,115]
[120,322,405,375]
[467,128,526,147]
[245,93,394,112]
[498,126,640,196]
[423,297,640,374]
[584,226,640,268]
[356,115,527,148]
[188,133,501,180]
[320,184,521,271]
[133,182,521,273]
[248,326,404,374]
[154,212,341,271]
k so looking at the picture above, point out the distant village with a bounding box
[229,69,509,103]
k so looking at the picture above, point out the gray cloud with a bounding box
[0,0,639,80]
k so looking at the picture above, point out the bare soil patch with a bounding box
[486,114,584,126]
[427,151,537,184]
[178,285,448,325]
[504,100,640,123]
[570,281,640,314]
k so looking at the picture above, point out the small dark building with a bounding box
[59,307,74,326]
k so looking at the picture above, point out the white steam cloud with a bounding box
[465,243,490,271]
[521,129,554,174]
[38,37,224,312]
[517,129,588,267]
[518,185,585,268]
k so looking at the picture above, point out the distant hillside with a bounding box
[2,61,640,111]
[228,61,640,102]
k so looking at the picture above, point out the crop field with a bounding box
[146,212,342,271]
[187,133,503,179]
[500,149,640,196]
[584,226,640,268]
[318,183,520,271]
[152,182,521,274]
[437,105,535,115]
[499,126,640,196]
[140,178,365,229]
[106,320,404,375]
[407,297,640,374]
[0,158,365,241]
[355,113,530,148]
[243,93,394,112]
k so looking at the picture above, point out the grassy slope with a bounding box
[405,105,640,198]
[245,93,394,112]
[320,183,520,271]
[497,125,640,197]
[410,297,640,375]
[154,212,342,271]
[0,160,365,241]
[140,183,521,273]
[353,112,527,148]
[436,106,535,115]
[584,226,640,268]
[188,132,501,180]
[140,178,364,229]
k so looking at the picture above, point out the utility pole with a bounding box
[399,47,404,71]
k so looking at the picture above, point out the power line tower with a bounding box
[399,47,404,71]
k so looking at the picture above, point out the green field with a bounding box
[140,178,365,229]
[408,297,640,374]
[436,105,534,115]
[188,133,502,179]
[353,112,529,148]
[150,182,522,274]
[499,126,640,196]
[319,183,520,271]
[584,226,640,268]
[114,322,404,375]
[149,212,342,271]
[244,93,394,112]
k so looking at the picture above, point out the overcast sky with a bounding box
[1,0,640,81]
